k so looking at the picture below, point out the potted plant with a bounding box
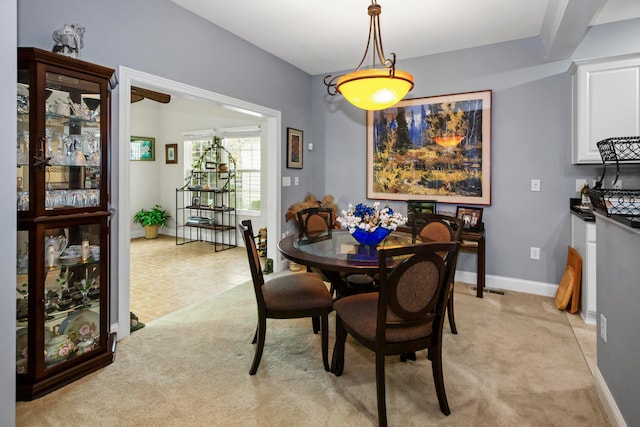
[133,204,171,239]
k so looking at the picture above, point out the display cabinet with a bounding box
[16,47,117,400]
[176,140,237,251]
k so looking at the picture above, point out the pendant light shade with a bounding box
[324,1,414,111]
[336,69,414,111]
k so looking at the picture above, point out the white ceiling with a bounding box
[171,0,640,76]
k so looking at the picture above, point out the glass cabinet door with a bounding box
[41,222,103,371]
[16,230,29,374]
[17,65,106,215]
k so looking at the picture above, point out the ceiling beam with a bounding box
[131,86,171,104]
[540,0,606,61]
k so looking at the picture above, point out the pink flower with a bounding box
[79,324,91,336]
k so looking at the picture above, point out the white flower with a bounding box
[337,202,407,233]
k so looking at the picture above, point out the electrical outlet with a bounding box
[530,247,540,260]
[611,179,622,189]
[531,179,541,192]
[576,179,587,192]
[600,314,607,342]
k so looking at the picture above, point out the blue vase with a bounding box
[351,227,392,246]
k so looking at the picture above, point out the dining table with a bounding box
[277,229,416,297]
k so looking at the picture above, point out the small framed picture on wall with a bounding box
[286,127,303,169]
[130,136,155,161]
[165,144,178,164]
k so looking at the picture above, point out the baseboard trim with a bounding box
[581,309,597,325]
[594,367,627,427]
[456,270,557,297]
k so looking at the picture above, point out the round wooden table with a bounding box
[277,230,414,297]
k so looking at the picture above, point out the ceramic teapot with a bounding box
[44,333,74,364]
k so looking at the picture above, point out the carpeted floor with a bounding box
[16,279,609,426]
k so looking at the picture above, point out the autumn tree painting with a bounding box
[366,90,492,205]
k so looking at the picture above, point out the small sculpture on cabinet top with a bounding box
[52,24,85,59]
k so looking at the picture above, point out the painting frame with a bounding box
[456,205,484,232]
[286,127,303,169]
[165,143,178,164]
[130,136,155,161]
[366,90,492,205]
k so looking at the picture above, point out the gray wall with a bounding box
[17,0,317,329]
[313,20,640,286]
[1,3,17,425]
[595,214,640,425]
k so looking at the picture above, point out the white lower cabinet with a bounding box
[571,215,597,324]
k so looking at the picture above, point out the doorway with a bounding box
[117,67,282,340]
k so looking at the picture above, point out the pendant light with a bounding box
[324,0,414,111]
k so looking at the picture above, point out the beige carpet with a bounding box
[17,280,609,426]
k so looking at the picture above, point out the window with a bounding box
[184,127,261,213]
[222,127,261,212]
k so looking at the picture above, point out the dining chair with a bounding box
[331,241,461,426]
[239,220,334,374]
[410,212,463,334]
[296,207,333,238]
[296,207,345,301]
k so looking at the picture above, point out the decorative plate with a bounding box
[59,309,100,342]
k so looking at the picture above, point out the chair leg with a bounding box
[431,344,451,416]
[331,317,348,376]
[447,289,458,334]
[321,313,330,371]
[249,317,266,375]
[312,316,320,334]
[376,352,388,427]
[400,352,417,362]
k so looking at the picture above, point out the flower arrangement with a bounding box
[337,202,407,245]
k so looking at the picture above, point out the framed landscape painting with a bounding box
[366,90,492,205]
[130,136,155,161]
[286,127,303,169]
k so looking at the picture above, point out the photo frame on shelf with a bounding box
[407,200,437,215]
[456,205,484,232]
[366,90,492,205]
[130,136,155,161]
[286,127,303,169]
[165,143,178,164]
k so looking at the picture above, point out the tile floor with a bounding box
[130,234,597,373]
[130,234,251,324]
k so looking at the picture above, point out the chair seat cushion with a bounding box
[263,273,333,312]
[334,293,433,343]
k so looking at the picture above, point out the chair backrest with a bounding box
[410,212,463,243]
[376,242,460,341]
[239,220,266,306]
[297,207,332,237]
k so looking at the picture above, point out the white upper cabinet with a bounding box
[572,55,640,164]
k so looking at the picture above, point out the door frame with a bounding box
[116,66,282,339]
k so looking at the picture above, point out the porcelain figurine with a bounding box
[52,24,85,59]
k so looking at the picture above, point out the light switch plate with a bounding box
[530,247,540,260]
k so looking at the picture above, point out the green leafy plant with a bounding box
[133,204,171,228]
